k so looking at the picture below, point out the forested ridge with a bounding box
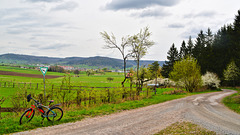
[0,53,164,69]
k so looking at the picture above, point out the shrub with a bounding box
[107,77,114,82]
[202,72,220,89]
[169,56,202,92]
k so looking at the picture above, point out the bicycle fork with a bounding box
[26,105,35,118]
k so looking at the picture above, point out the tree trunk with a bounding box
[122,59,127,87]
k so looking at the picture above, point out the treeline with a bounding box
[48,66,65,73]
[162,10,240,86]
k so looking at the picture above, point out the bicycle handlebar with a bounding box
[27,94,40,104]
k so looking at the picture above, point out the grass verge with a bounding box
[222,87,240,114]
[155,121,216,135]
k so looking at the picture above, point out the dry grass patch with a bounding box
[155,121,216,135]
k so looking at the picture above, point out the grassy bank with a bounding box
[222,87,240,114]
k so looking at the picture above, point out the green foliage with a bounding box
[73,69,79,75]
[107,77,114,82]
[149,61,161,79]
[169,56,202,92]
[223,61,240,86]
[48,65,65,73]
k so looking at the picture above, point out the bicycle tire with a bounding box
[19,108,35,125]
[46,107,63,122]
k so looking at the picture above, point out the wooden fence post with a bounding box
[107,89,110,103]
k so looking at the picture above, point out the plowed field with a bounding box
[0,70,62,79]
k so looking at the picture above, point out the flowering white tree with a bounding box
[202,72,220,89]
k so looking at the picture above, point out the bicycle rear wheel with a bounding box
[46,107,63,122]
[19,108,35,125]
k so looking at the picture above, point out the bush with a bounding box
[169,56,202,92]
[202,72,220,89]
[107,77,114,82]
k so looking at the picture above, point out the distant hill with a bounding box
[0,53,165,69]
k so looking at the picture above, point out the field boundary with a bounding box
[0,70,62,78]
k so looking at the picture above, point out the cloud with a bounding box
[184,11,217,18]
[131,8,170,18]
[51,1,79,11]
[25,0,62,3]
[30,43,73,50]
[104,0,180,11]
[181,27,203,39]
[168,23,185,28]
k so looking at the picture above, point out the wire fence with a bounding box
[0,81,157,112]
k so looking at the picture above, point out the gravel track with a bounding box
[14,89,240,135]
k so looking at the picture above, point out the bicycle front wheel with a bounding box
[19,108,35,125]
[46,107,63,122]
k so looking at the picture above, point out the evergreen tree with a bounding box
[205,28,214,48]
[161,43,179,78]
[179,40,188,59]
[193,30,208,74]
[203,28,214,73]
[233,10,240,70]
[187,36,194,56]
[193,30,206,60]
[211,25,234,78]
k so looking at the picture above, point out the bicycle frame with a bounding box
[34,101,60,118]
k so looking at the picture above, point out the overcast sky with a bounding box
[0,0,239,61]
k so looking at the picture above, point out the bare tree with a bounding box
[100,31,132,87]
[129,27,154,89]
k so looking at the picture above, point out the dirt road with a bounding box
[14,89,240,135]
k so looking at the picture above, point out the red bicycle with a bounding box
[19,94,63,125]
